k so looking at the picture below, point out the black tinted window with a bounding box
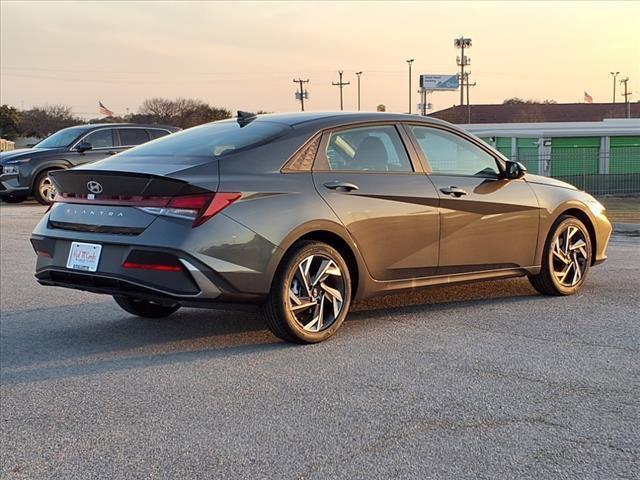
[119,120,289,158]
[83,129,114,149]
[148,129,170,140]
[325,125,412,172]
[119,128,150,146]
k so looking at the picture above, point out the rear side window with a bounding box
[119,120,289,158]
[324,125,412,172]
[148,129,170,140]
[83,129,114,149]
[119,128,150,146]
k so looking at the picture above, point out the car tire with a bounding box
[113,296,180,318]
[262,240,352,344]
[33,170,60,205]
[528,215,592,296]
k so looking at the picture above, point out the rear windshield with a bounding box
[118,120,289,159]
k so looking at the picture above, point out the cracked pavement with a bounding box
[1,203,639,479]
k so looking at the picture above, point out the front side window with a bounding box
[82,129,114,149]
[36,127,86,149]
[409,126,500,177]
[324,125,412,172]
[119,128,150,146]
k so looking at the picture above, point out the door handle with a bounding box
[440,186,467,197]
[323,181,359,192]
[105,151,118,156]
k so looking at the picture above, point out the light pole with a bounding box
[355,71,363,111]
[610,71,620,103]
[406,59,414,114]
[454,36,472,107]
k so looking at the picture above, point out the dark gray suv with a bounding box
[31,112,611,343]
[0,123,178,204]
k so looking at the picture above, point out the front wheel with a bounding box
[529,215,592,296]
[114,296,180,318]
[262,241,352,344]
[33,170,60,205]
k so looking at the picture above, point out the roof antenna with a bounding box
[237,110,257,127]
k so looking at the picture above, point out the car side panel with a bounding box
[217,170,373,298]
[527,183,612,265]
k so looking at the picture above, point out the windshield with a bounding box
[118,120,289,159]
[36,127,87,149]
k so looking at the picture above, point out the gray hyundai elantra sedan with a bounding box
[31,112,612,343]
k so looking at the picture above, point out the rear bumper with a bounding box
[30,205,281,308]
[34,266,264,309]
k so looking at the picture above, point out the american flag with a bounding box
[584,91,593,104]
[99,101,114,117]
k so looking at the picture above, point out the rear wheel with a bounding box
[262,241,352,343]
[33,170,60,205]
[529,215,592,296]
[113,296,180,318]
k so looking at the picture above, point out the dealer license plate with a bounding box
[66,242,102,272]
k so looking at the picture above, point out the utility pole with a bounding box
[610,71,620,103]
[463,72,477,124]
[293,78,309,111]
[332,70,350,111]
[355,71,363,111]
[620,77,632,118]
[454,36,472,107]
[406,59,414,114]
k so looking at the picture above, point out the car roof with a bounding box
[253,111,452,129]
[71,123,179,131]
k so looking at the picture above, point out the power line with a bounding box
[292,78,309,111]
[332,70,350,111]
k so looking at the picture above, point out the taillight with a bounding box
[192,193,241,227]
[56,192,241,227]
[122,250,183,272]
[123,262,182,272]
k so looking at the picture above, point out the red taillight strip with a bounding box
[56,193,174,207]
[52,192,241,227]
[122,261,182,272]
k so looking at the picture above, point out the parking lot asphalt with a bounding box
[1,202,638,479]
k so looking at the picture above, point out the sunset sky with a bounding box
[1,1,639,117]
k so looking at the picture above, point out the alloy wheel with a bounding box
[39,175,57,203]
[288,254,345,332]
[551,225,589,287]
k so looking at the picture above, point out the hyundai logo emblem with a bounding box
[87,181,103,194]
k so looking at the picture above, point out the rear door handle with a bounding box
[440,186,467,197]
[105,151,118,156]
[323,181,359,192]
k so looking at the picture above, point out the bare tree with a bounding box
[19,105,82,137]
[135,98,231,128]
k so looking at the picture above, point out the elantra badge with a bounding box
[87,181,103,194]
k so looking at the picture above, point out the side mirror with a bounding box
[504,160,527,180]
[75,141,92,153]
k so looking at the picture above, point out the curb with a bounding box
[613,223,640,236]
